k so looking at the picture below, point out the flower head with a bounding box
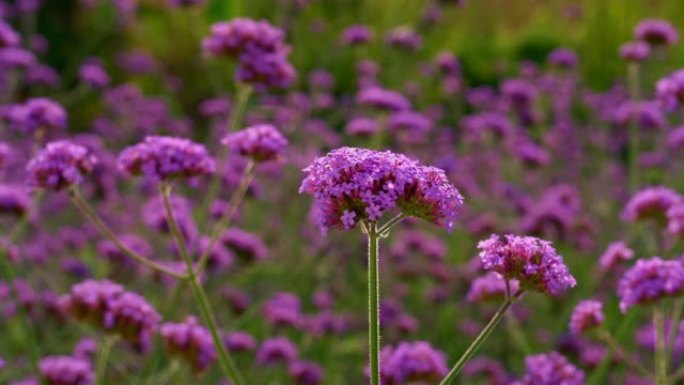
[621,187,681,224]
[599,241,634,270]
[299,147,464,233]
[377,341,448,384]
[118,136,215,180]
[40,356,93,385]
[656,69,684,112]
[478,234,576,295]
[161,317,217,373]
[9,98,66,135]
[635,18,678,46]
[27,140,97,191]
[356,87,411,112]
[467,272,520,303]
[257,337,298,365]
[341,25,373,45]
[569,300,604,334]
[222,124,288,163]
[620,41,650,62]
[512,351,584,385]
[548,48,577,69]
[0,20,20,48]
[79,58,110,88]
[0,184,31,217]
[617,257,684,312]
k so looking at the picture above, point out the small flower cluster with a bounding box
[27,140,97,191]
[0,184,31,217]
[621,186,681,223]
[377,341,448,384]
[161,317,217,374]
[61,279,161,351]
[656,69,684,112]
[39,355,93,385]
[635,18,679,46]
[511,351,584,385]
[118,136,215,180]
[203,18,295,89]
[478,234,576,295]
[467,273,520,303]
[299,147,464,233]
[222,124,288,163]
[599,241,634,270]
[8,98,66,135]
[569,300,604,334]
[617,257,684,312]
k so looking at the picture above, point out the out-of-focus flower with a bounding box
[599,241,634,270]
[290,360,324,385]
[548,48,578,69]
[385,27,422,50]
[79,58,110,88]
[511,351,584,385]
[8,98,67,135]
[0,20,20,48]
[161,317,217,374]
[376,341,448,384]
[357,87,411,112]
[656,69,684,112]
[118,136,215,180]
[257,337,298,365]
[621,187,681,224]
[39,356,93,385]
[569,300,604,334]
[620,41,650,62]
[478,234,576,295]
[467,273,520,303]
[222,124,288,163]
[618,257,684,312]
[0,184,31,217]
[27,141,97,191]
[299,147,464,233]
[341,25,373,45]
[635,18,678,46]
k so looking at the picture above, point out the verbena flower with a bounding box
[221,124,288,163]
[634,18,678,46]
[118,136,215,180]
[224,331,257,353]
[289,360,324,385]
[0,184,31,217]
[617,257,684,312]
[620,41,650,62]
[39,356,93,385]
[569,300,604,334]
[467,273,520,303]
[599,241,634,270]
[478,234,576,295]
[79,58,110,88]
[356,87,411,112]
[341,25,373,46]
[9,98,67,135]
[27,140,97,191]
[621,186,681,224]
[547,48,577,69]
[161,316,217,374]
[656,69,684,112]
[511,351,584,385]
[376,341,448,385]
[0,20,20,48]
[257,337,298,365]
[299,147,464,233]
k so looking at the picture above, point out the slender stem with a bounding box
[666,299,684,368]
[627,62,641,193]
[200,84,252,230]
[367,221,381,385]
[160,184,245,385]
[377,213,406,237]
[598,329,651,378]
[439,294,520,385]
[654,303,668,385]
[95,336,117,385]
[68,187,187,280]
[196,160,255,275]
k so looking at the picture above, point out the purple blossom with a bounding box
[262,292,303,328]
[478,234,576,295]
[222,124,288,163]
[635,18,678,46]
[385,27,422,50]
[621,186,681,224]
[8,98,67,135]
[161,317,217,373]
[118,136,215,180]
[376,341,448,384]
[511,351,584,385]
[656,69,684,112]
[39,356,93,385]
[224,331,257,353]
[357,87,411,111]
[79,58,110,88]
[346,117,379,137]
[467,273,520,303]
[27,141,98,191]
[341,25,373,45]
[617,257,684,312]
[299,147,464,233]
[290,361,324,385]
[620,41,650,62]
[667,203,684,237]
[569,300,604,334]
[0,184,31,217]
[548,48,578,69]
[0,20,20,48]
[612,100,666,129]
[599,241,634,270]
[257,337,298,365]
[0,47,35,69]
[221,228,268,262]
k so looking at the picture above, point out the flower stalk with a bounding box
[366,220,381,385]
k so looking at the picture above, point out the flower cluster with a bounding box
[222,124,288,163]
[118,136,215,180]
[656,69,684,112]
[511,351,584,385]
[377,341,448,385]
[467,273,520,303]
[61,279,161,351]
[620,41,650,62]
[0,184,31,217]
[202,18,295,89]
[477,234,576,295]
[635,18,678,46]
[299,147,464,233]
[621,186,681,223]
[161,317,217,374]
[599,241,634,270]
[39,356,93,385]
[8,98,66,135]
[569,300,604,334]
[27,140,98,191]
[356,87,411,112]
[617,257,684,312]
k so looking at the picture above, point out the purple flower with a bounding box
[620,41,650,62]
[161,316,217,373]
[221,228,268,262]
[356,87,411,111]
[618,257,684,312]
[290,360,324,385]
[656,69,684,112]
[341,25,373,46]
[345,117,379,137]
[385,27,422,50]
[467,273,520,303]
[224,331,257,353]
[501,78,538,108]
[27,140,98,191]
[462,357,509,384]
[0,20,20,48]
[667,203,684,237]
[612,100,666,129]
[299,147,464,233]
[569,300,604,334]
[39,356,93,385]
[511,351,584,385]
[222,124,288,163]
[377,341,448,384]
[257,337,298,365]
[8,98,67,135]
[168,0,205,7]
[118,136,215,180]
[0,184,31,217]
[599,241,634,270]
[262,292,303,328]
[478,234,576,295]
[621,186,681,224]
[0,47,35,69]
[388,110,433,144]
[79,58,110,88]
[548,48,578,69]
[635,18,678,46]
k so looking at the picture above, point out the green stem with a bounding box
[68,187,186,280]
[377,213,406,237]
[160,184,245,385]
[367,221,381,385]
[598,329,651,378]
[196,160,255,275]
[654,303,668,385]
[200,84,252,230]
[627,62,640,193]
[95,336,117,385]
[439,294,519,385]
[666,299,684,369]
